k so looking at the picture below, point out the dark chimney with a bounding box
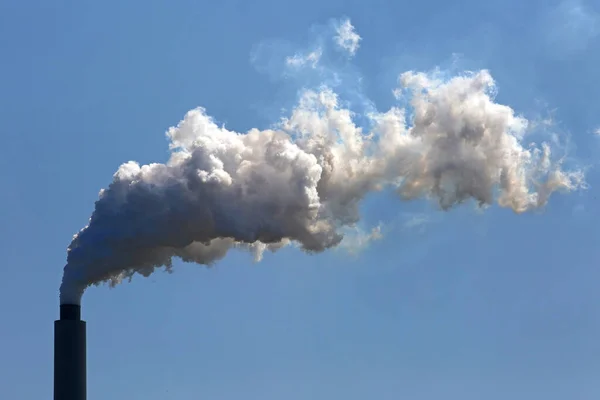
[54,304,86,400]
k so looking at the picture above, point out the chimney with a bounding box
[54,304,86,400]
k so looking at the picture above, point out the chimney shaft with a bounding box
[54,304,86,400]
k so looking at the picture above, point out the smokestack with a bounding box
[54,304,86,400]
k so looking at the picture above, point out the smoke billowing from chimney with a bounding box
[59,25,584,305]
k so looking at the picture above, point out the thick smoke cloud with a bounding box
[59,30,584,305]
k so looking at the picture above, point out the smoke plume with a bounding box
[59,32,584,305]
[334,18,361,56]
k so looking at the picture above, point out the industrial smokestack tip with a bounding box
[54,304,86,400]
[59,304,81,321]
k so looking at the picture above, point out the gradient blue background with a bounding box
[2,0,600,399]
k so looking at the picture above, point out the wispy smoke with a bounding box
[286,48,323,69]
[338,224,383,255]
[59,20,584,305]
[539,0,599,56]
[333,18,361,56]
[403,213,432,233]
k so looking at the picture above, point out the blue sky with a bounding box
[2,0,600,399]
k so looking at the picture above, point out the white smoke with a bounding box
[59,32,584,306]
[286,48,323,69]
[338,225,383,255]
[334,18,361,56]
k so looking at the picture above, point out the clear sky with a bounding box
[2,0,600,399]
